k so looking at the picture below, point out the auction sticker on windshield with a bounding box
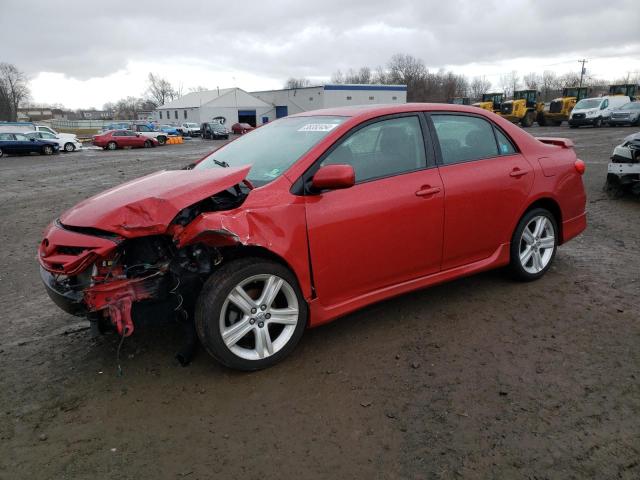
[298,123,340,132]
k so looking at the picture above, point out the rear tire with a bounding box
[144,140,152,148]
[107,141,117,150]
[509,208,558,282]
[64,142,75,152]
[195,257,307,371]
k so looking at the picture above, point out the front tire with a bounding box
[64,142,75,152]
[42,145,54,155]
[520,111,534,128]
[593,117,602,128]
[157,136,167,145]
[509,208,558,282]
[195,258,307,371]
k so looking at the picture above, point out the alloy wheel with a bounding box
[219,274,299,361]
[518,215,555,274]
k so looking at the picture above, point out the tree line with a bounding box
[287,53,632,103]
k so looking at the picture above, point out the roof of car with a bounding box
[291,103,496,118]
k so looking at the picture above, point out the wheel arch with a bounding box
[520,197,564,243]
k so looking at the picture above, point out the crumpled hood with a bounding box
[60,166,251,238]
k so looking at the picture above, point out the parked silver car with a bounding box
[608,102,640,126]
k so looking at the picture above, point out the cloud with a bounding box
[2,0,638,108]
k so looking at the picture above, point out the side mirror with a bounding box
[311,164,355,191]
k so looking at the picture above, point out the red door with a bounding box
[429,114,534,270]
[304,114,444,309]
[305,170,444,307]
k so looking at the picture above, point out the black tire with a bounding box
[143,140,152,148]
[0,148,3,158]
[64,142,75,152]
[593,117,602,128]
[42,145,54,155]
[520,111,534,128]
[509,208,558,282]
[536,112,547,126]
[157,136,167,145]
[603,175,626,199]
[107,141,117,150]
[195,257,308,371]
[551,120,562,126]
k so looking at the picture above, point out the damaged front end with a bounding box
[38,167,252,354]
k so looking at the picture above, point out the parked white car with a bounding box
[569,95,631,128]
[25,130,83,152]
[178,122,201,136]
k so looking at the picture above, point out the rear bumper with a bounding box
[562,212,587,244]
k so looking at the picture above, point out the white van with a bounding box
[569,95,631,128]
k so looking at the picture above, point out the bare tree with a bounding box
[0,63,30,121]
[188,85,209,93]
[387,54,428,101]
[146,73,177,108]
[470,76,492,100]
[499,71,520,98]
[284,77,311,89]
[523,72,540,90]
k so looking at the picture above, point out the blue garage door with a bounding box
[275,106,288,118]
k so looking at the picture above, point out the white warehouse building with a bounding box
[154,88,272,128]
[154,84,407,127]
[252,84,407,120]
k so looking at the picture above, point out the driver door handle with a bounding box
[415,186,441,197]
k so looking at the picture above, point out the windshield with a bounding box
[620,102,640,110]
[575,99,601,109]
[195,115,346,186]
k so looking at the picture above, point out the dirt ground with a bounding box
[0,127,638,480]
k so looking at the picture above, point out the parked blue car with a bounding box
[159,124,180,135]
[0,132,60,157]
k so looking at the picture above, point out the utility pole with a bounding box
[578,59,588,90]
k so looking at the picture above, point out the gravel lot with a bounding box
[1,127,638,479]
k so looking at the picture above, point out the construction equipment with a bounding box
[538,86,589,126]
[448,97,471,105]
[472,93,504,113]
[609,84,638,100]
[500,90,544,127]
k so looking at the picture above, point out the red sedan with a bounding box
[39,104,586,370]
[231,122,254,134]
[92,129,158,150]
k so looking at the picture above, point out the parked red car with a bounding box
[92,129,159,150]
[39,104,586,370]
[231,122,254,134]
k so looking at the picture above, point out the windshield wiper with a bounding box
[212,158,229,168]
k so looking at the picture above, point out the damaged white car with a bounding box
[605,132,640,197]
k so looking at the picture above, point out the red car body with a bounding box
[231,122,254,134]
[92,129,159,149]
[39,104,586,368]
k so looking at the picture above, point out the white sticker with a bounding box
[297,123,339,132]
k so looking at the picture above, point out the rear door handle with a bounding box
[509,168,529,178]
[415,186,441,197]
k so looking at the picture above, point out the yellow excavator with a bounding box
[500,90,544,127]
[538,86,588,126]
[472,93,504,113]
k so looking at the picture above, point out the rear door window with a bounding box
[431,115,499,165]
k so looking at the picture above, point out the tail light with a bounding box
[575,159,586,175]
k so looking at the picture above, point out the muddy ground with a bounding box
[0,127,638,480]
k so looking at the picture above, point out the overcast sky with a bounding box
[1,0,639,109]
